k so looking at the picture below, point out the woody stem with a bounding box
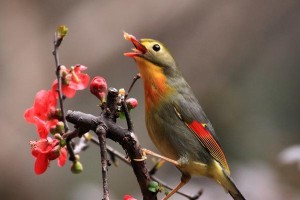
[52,32,75,161]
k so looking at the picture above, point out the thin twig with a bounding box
[90,136,130,164]
[63,129,86,161]
[121,99,133,132]
[96,125,109,200]
[125,73,141,99]
[53,33,69,132]
[52,31,74,161]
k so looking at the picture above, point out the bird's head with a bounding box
[124,32,177,75]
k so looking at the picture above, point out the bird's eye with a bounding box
[152,44,160,52]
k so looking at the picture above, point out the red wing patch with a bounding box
[188,120,230,174]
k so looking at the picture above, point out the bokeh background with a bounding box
[1,0,300,199]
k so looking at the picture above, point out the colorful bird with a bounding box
[124,32,245,200]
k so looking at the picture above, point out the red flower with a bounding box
[90,76,107,102]
[52,65,90,98]
[124,195,137,200]
[30,137,67,175]
[24,90,58,138]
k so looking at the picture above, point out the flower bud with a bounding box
[60,139,66,147]
[71,161,83,174]
[148,180,159,193]
[57,25,68,39]
[124,195,137,200]
[126,98,138,110]
[56,121,65,134]
[55,108,62,118]
[54,133,63,141]
[90,76,108,103]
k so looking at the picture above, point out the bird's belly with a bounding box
[146,116,180,161]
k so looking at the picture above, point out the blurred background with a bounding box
[1,0,300,199]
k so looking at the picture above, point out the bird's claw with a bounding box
[133,148,147,161]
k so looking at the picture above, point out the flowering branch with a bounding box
[52,26,77,163]
[52,26,69,132]
[66,90,157,200]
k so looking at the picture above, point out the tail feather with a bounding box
[219,169,246,200]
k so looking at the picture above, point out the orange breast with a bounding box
[134,57,174,111]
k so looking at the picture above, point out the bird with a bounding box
[123,32,245,200]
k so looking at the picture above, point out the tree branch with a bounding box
[89,136,202,200]
[96,124,109,200]
[66,87,157,200]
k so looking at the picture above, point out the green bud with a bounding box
[56,121,65,134]
[57,25,68,38]
[148,181,159,193]
[55,108,62,118]
[71,161,83,174]
[149,180,159,188]
[54,133,63,141]
[148,187,157,193]
[60,139,66,147]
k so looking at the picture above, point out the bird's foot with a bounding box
[133,148,148,161]
[135,148,179,166]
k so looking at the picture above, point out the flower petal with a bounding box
[34,153,49,175]
[57,147,67,167]
[34,117,48,139]
[24,107,36,123]
[33,90,56,117]
[68,73,90,90]
[62,86,76,98]
[74,64,87,73]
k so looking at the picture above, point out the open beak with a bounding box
[123,32,147,57]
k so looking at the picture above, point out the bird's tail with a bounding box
[218,169,246,200]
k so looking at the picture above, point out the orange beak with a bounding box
[123,32,147,57]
